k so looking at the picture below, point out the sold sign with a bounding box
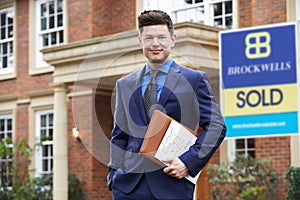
[220,23,298,138]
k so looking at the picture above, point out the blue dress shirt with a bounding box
[141,59,173,101]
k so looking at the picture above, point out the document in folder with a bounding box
[139,110,201,184]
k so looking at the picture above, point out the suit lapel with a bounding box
[134,66,149,124]
[158,62,181,106]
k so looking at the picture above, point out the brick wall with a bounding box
[238,0,289,198]
[68,0,136,42]
[239,0,286,27]
[68,91,113,200]
[255,137,290,199]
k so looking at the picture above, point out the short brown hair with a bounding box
[138,10,174,35]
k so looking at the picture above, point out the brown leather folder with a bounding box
[139,110,199,166]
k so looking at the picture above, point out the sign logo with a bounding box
[245,31,271,59]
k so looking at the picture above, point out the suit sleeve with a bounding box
[179,72,227,177]
[107,80,129,189]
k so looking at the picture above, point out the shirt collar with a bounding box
[145,59,173,75]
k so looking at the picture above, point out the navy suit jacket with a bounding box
[108,61,226,199]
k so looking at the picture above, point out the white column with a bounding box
[291,19,300,167]
[53,84,68,199]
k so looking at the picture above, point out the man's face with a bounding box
[139,24,176,68]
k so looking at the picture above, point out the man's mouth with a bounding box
[149,49,163,54]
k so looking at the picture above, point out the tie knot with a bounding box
[150,70,158,78]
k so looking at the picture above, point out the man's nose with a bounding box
[152,37,159,46]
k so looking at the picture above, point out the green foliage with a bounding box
[0,138,36,200]
[207,154,281,200]
[0,138,85,200]
[285,167,300,200]
[33,172,85,200]
[239,186,267,200]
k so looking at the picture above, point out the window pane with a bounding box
[214,18,222,27]
[43,159,48,171]
[1,13,6,26]
[7,119,12,130]
[236,139,245,149]
[3,42,7,54]
[8,25,12,37]
[0,119,4,131]
[49,16,54,29]
[1,27,5,39]
[42,145,48,156]
[7,12,13,24]
[49,128,53,138]
[49,2,55,14]
[41,129,46,137]
[50,145,53,156]
[50,159,53,170]
[41,18,47,30]
[225,1,232,14]
[51,32,57,45]
[57,0,63,12]
[225,17,232,28]
[41,115,46,126]
[9,41,12,53]
[49,113,53,126]
[43,34,49,47]
[57,14,63,27]
[248,138,255,148]
[214,3,222,16]
[59,30,63,43]
[41,3,47,17]
[248,151,255,158]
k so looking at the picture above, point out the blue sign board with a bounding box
[220,23,299,138]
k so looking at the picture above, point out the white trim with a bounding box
[0,6,15,79]
[0,114,13,187]
[297,0,300,20]
[227,138,236,164]
[35,0,64,69]
[35,109,53,176]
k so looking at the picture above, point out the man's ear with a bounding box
[138,35,143,48]
[171,34,176,47]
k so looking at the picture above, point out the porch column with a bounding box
[53,83,68,199]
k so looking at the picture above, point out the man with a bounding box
[108,10,226,200]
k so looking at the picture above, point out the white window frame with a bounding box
[35,109,53,176]
[0,114,13,188]
[0,7,14,75]
[297,0,300,20]
[35,0,64,69]
[227,138,255,164]
[171,0,236,29]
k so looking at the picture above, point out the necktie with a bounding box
[144,70,158,119]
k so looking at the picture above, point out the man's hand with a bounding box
[163,158,189,179]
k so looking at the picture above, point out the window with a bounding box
[235,138,255,158]
[36,0,64,68]
[227,138,255,164]
[0,7,14,74]
[172,0,234,29]
[35,110,53,176]
[0,115,13,187]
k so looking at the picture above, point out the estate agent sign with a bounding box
[220,23,298,138]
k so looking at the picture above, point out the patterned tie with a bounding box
[144,70,158,119]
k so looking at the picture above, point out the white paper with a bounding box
[154,120,201,184]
